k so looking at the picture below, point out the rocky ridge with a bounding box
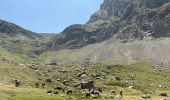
[50,0,170,49]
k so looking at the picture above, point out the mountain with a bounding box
[0,20,53,63]
[1,0,170,65]
[49,0,170,50]
[41,0,170,67]
[0,20,41,40]
[0,1,170,99]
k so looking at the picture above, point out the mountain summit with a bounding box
[50,0,170,49]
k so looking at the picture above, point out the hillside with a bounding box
[0,20,40,39]
[0,20,54,64]
[41,0,170,67]
[49,0,170,49]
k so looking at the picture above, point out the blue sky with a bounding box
[0,0,103,33]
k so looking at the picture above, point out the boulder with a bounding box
[46,79,52,82]
[81,81,95,90]
[80,74,88,79]
[61,80,68,85]
[78,72,88,78]
[66,90,73,94]
[141,94,151,99]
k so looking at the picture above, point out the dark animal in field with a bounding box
[90,87,102,98]
[35,82,39,88]
[120,91,123,98]
[14,80,21,87]
[47,90,52,93]
[111,90,116,95]
[115,77,122,81]
[86,92,91,98]
[159,93,168,97]
[80,81,94,90]
[67,90,73,94]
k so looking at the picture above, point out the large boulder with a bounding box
[81,81,95,90]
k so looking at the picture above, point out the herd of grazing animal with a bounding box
[13,79,124,99]
[48,85,123,99]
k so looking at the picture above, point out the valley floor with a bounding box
[0,61,170,100]
[0,82,169,100]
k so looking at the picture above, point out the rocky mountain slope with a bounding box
[0,20,54,64]
[1,0,170,67]
[41,0,170,67]
[0,20,40,39]
[49,0,170,49]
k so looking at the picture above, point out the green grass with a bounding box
[0,59,170,100]
[103,61,170,93]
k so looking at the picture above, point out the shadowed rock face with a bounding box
[0,20,40,39]
[50,0,170,49]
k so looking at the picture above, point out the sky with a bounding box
[0,0,103,33]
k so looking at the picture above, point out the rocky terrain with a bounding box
[0,0,170,100]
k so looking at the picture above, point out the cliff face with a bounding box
[89,0,170,22]
[89,0,170,41]
[50,0,170,49]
